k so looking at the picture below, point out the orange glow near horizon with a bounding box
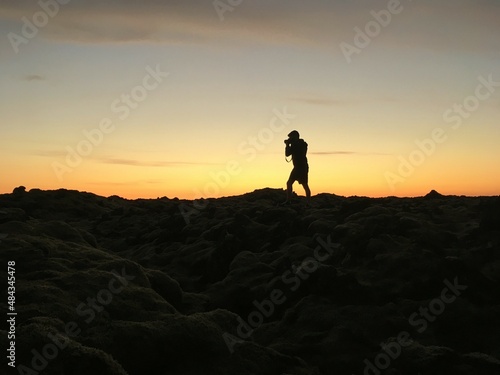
[2,146,499,199]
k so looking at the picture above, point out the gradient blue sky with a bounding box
[1,0,499,198]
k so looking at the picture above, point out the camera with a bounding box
[284,139,291,145]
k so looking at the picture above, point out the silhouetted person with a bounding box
[284,130,311,203]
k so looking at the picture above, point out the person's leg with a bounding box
[303,165,311,203]
[303,183,311,199]
[285,169,296,202]
[286,179,293,201]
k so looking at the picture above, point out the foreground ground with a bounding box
[1,187,499,375]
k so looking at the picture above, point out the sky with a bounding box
[1,0,499,199]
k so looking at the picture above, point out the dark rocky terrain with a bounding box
[1,187,499,375]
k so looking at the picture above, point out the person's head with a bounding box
[288,130,300,140]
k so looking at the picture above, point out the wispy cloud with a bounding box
[310,151,391,156]
[2,0,496,53]
[88,179,164,186]
[32,150,66,157]
[268,150,391,156]
[289,96,350,107]
[23,74,45,81]
[33,151,224,167]
[97,158,223,167]
[0,0,495,72]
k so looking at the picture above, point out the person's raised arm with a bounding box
[285,140,292,157]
